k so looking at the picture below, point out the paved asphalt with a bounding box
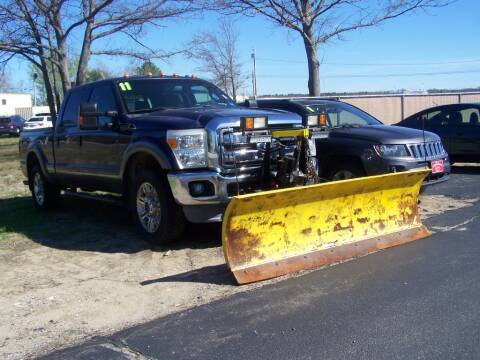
[41,167,480,360]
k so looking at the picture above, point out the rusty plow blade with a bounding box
[222,169,431,284]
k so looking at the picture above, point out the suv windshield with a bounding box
[117,79,236,113]
[28,117,43,122]
[0,117,9,124]
[300,101,381,127]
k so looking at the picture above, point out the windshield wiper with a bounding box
[331,124,365,128]
[193,103,229,108]
[129,107,166,114]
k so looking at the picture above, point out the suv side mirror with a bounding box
[79,103,99,130]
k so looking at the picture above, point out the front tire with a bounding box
[328,162,365,181]
[29,164,60,209]
[130,170,186,244]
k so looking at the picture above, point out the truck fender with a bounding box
[120,140,174,181]
[25,143,51,182]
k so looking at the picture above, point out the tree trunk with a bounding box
[57,46,71,94]
[37,60,57,120]
[302,27,320,96]
[76,20,93,85]
[50,60,62,110]
[230,73,237,101]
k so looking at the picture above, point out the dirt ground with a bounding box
[0,136,477,359]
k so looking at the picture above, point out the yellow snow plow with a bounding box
[222,168,430,284]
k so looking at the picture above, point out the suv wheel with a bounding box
[29,164,60,209]
[328,163,365,181]
[131,170,185,244]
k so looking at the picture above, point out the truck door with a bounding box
[75,83,124,192]
[54,86,91,186]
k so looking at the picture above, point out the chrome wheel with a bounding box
[332,170,355,181]
[33,172,45,206]
[136,182,161,234]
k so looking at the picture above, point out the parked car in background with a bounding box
[396,103,480,163]
[23,114,53,130]
[0,115,25,136]
[248,98,450,184]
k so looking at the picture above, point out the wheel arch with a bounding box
[121,143,174,197]
[322,154,366,178]
[25,148,49,187]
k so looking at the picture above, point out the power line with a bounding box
[257,68,480,79]
[256,57,480,67]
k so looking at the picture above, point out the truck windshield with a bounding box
[117,79,236,113]
[302,102,382,127]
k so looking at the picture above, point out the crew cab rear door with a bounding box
[75,83,124,191]
[54,86,91,184]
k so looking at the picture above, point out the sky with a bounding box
[7,0,480,97]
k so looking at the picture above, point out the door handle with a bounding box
[119,123,136,131]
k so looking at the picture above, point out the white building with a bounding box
[0,93,32,116]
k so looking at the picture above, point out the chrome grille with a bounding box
[219,128,296,174]
[219,129,268,173]
[408,141,446,160]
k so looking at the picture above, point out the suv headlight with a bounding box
[167,129,207,169]
[373,144,409,158]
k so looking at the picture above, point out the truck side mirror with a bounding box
[79,103,99,130]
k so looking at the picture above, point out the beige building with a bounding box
[0,93,32,116]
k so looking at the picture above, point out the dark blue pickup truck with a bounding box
[19,76,450,244]
[19,76,302,243]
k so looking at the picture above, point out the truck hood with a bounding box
[131,107,301,130]
[330,125,440,144]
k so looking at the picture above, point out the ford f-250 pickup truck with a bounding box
[19,76,303,243]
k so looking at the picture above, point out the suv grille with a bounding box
[408,141,446,160]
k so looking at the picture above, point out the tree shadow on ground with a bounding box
[140,264,235,286]
[0,194,221,254]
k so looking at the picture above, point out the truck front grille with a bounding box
[219,130,267,174]
[218,128,296,175]
[408,141,446,160]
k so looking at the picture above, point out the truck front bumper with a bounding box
[167,171,255,223]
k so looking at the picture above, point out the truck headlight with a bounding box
[167,129,207,169]
[373,144,409,158]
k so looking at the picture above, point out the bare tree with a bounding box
[0,0,202,117]
[220,0,451,96]
[0,71,13,92]
[192,20,246,101]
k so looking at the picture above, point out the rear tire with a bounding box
[130,170,186,244]
[29,164,60,209]
[328,162,365,181]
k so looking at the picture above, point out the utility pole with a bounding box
[251,49,257,99]
[32,73,38,107]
